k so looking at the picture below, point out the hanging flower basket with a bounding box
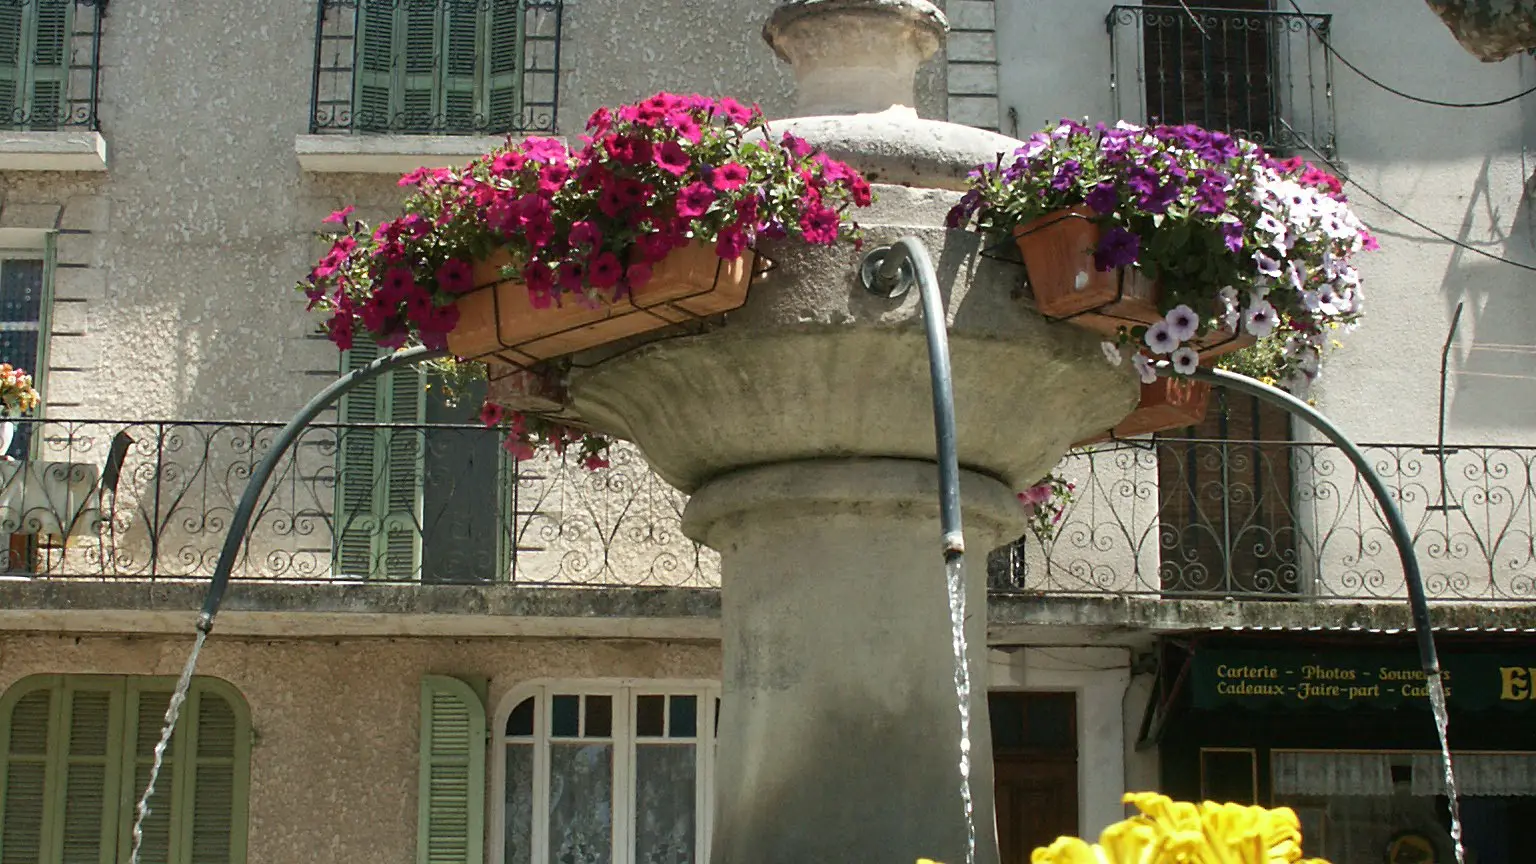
[1073,376,1210,447]
[950,119,1375,388]
[448,241,756,367]
[299,92,871,467]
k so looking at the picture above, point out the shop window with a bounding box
[1200,747,1258,804]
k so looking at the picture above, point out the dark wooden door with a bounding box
[995,756,1078,864]
[990,691,1079,864]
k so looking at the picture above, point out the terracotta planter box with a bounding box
[1014,206,1256,361]
[446,240,755,366]
[1073,377,1211,447]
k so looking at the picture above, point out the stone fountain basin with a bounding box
[570,185,1141,496]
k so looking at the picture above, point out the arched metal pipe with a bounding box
[1180,366,1439,674]
[196,345,450,632]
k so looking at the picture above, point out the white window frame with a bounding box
[491,679,721,864]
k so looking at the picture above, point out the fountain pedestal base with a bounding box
[685,458,1016,864]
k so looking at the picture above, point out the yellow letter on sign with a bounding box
[1499,667,1531,701]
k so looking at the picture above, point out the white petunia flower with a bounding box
[1144,320,1178,355]
[1171,346,1199,376]
[1244,299,1280,338]
[1101,341,1124,366]
[1131,352,1158,384]
[1164,304,1200,342]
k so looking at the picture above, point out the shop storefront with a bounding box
[1150,634,1535,864]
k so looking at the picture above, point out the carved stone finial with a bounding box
[763,0,949,116]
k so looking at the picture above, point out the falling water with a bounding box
[129,628,209,864]
[1426,674,1466,864]
[944,557,978,864]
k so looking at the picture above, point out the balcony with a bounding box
[0,419,1532,608]
[1106,3,1335,157]
[0,0,106,171]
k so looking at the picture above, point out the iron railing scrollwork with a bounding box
[309,0,562,136]
[990,438,1536,602]
[5,417,1535,601]
[1106,4,1335,157]
[1,418,715,587]
[0,0,103,132]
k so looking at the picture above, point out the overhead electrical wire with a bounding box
[1278,0,1536,108]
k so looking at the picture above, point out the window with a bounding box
[494,683,719,864]
[352,0,524,134]
[0,0,74,130]
[0,675,252,864]
[1156,391,1297,595]
[333,338,506,581]
[1108,1,1336,156]
[1139,0,1276,145]
[0,251,50,460]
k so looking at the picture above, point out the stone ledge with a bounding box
[0,580,722,639]
[294,133,513,173]
[0,131,108,171]
[987,593,1536,644]
[6,580,1533,641]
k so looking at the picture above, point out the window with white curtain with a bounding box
[495,683,719,864]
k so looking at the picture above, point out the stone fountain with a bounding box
[570,1,1140,861]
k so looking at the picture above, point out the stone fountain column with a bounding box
[570,2,1141,861]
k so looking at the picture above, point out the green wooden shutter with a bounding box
[179,684,250,864]
[441,1,479,131]
[382,362,425,580]
[416,676,485,864]
[57,681,121,864]
[353,0,397,131]
[0,682,54,864]
[336,338,424,580]
[119,687,177,864]
[26,0,71,129]
[0,2,23,125]
[400,2,439,131]
[483,0,520,131]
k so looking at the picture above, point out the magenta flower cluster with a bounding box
[948,119,1375,386]
[302,92,870,355]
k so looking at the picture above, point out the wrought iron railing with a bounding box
[990,439,1536,602]
[1106,4,1335,157]
[308,0,561,136]
[0,0,103,131]
[4,418,1535,602]
[0,419,712,586]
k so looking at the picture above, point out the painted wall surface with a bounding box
[987,647,1133,841]
[0,633,720,864]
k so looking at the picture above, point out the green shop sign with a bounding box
[1191,649,1536,711]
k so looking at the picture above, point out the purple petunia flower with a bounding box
[1085,182,1118,215]
[1093,226,1140,271]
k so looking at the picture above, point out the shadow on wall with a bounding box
[1443,156,1536,433]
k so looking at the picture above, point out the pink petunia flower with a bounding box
[655,141,692,176]
[436,259,476,294]
[797,205,841,245]
[588,252,622,289]
[676,182,716,218]
[715,226,748,260]
[323,205,355,225]
[479,400,505,427]
[711,162,749,192]
[569,221,602,249]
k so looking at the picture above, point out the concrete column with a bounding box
[763,0,947,116]
[684,458,1018,864]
